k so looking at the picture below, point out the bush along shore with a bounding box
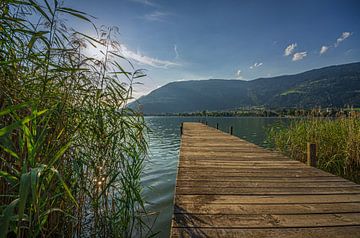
[268,113,360,184]
[0,1,151,237]
[148,107,360,117]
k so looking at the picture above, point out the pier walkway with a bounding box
[171,122,360,237]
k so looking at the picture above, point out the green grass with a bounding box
[267,115,360,183]
[0,0,151,237]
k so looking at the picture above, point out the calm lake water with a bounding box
[141,116,290,237]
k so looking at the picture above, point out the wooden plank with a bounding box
[181,148,275,153]
[177,166,331,173]
[180,151,283,157]
[172,213,360,228]
[179,159,302,164]
[174,202,360,215]
[175,186,360,195]
[171,226,360,238]
[177,174,337,179]
[175,194,360,204]
[176,177,348,182]
[171,123,360,238]
[178,165,309,169]
[180,157,304,162]
[176,180,357,188]
[180,159,306,164]
[178,168,328,173]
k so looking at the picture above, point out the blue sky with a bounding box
[66,0,360,97]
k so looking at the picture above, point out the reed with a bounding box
[268,114,360,183]
[0,0,151,237]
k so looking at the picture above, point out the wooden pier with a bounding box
[171,122,360,237]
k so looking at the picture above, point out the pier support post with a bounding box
[180,123,183,135]
[216,123,219,129]
[230,126,233,135]
[307,143,317,167]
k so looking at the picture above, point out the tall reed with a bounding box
[0,0,150,237]
[268,114,360,183]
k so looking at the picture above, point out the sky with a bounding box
[65,0,360,98]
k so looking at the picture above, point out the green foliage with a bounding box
[268,115,360,183]
[0,0,150,237]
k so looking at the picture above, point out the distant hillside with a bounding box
[133,62,360,114]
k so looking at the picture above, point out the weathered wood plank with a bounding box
[175,194,360,204]
[174,202,360,215]
[179,161,306,165]
[178,168,329,173]
[177,174,337,179]
[178,167,314,171]
[176,177,348,182]
[176,180,357,188]
[171,226,360,238]
[172,213,360,228]
[175,186,360,195]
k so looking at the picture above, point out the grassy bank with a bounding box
[268,115,360,183]
[1,0,150,237]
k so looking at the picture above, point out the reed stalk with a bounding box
[268,113,360,183]
[0,0,151,237]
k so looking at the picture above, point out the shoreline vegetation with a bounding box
[267,115,360,184]
[1,1,151,237]
[143,107,360,117]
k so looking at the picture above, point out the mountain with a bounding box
[133,62,360,114]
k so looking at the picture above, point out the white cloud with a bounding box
[335,32,352,47]
[174,44,179,58]
[144,11,169,21]
[129,0,156,6]
[318,32,352,54]
[249,62,263,69]
[177,77,209,81]
[236,69,243,79]
[118,44,179,68]
[320,45,329,55]
[292,51,307,61]
[284,43,297,56]
[81,35,178,69]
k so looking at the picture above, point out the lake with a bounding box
[141,116,291,237]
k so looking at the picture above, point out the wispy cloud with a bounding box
[143,11,169,22]
[292,51,307,61]
[119,44,179,68]
[334,32,352,47]
[129,0,156,7]
[284,43,297,56]
[174,44,179,59]
[249,62,263,69]
[236,69,243,79]
[345,49,353,55]
[319,31,352,55]
[320,45,329,55]
[82,36,178,69]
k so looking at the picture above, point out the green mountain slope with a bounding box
[133,62,360,114]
